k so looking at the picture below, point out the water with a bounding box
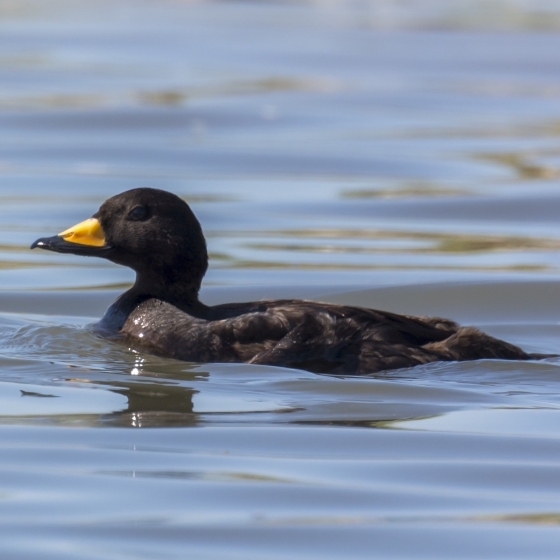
[1,0,560,557]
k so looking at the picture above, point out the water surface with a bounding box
[1,1,560,558]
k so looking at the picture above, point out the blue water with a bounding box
[1,1,560,558]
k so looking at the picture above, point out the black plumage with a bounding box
[31,188,542,375]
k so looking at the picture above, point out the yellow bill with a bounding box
[58,218,106,247]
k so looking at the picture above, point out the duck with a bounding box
[31,187,545,375]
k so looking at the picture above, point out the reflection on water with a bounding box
[341,182,472,199]
[476,151,560,181]
[243,228,560,254]
[0,76,334,111]
[2,0,560,558]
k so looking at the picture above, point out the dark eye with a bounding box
[127,206,149,221]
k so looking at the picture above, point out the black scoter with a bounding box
[31,188,545,374]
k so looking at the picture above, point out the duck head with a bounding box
[31,188,209,303]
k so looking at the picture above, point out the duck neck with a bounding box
[132,273,210,318]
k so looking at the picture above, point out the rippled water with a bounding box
[2,1,560,558]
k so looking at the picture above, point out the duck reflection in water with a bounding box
[31,188,553,375]
[98,354,201,428]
